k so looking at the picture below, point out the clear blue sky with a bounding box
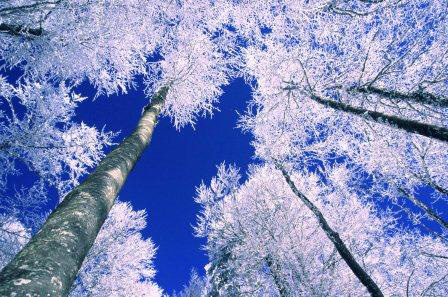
[74,78,254,294]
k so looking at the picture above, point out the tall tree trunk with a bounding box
[310,94,448,143]
[0,87,168,296]
[276,164,384,297]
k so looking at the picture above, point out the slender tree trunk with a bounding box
[416,175,448,197]
[0,87,168,296]
[351,86,448,109]
[276,164,384,297]
[310,94,448,143]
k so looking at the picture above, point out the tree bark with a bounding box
[0,87,168,296]
[351,86,448,109]
[276,164,384,297]
[310,94,448,143]
[0,23,43,38]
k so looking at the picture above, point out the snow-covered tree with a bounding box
[0,75,121,294]
[2,0,447,295]
[235,0,448,235]
[195,164,448,296]
[189,3,448,294]
[0,0,164,95]
[173,270,208,297]
[0,1,236,294]
[0,77,114,231]
[0,216,30,270]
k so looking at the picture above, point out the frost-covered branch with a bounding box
[309,94,448,143]
[350,86,448,109]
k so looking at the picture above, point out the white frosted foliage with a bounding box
[195,164,448,296]
[0,77,114,229]
[69,201,163,296]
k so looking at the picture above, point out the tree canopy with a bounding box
[0,0,447,296]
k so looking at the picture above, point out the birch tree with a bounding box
[0,77,114,286]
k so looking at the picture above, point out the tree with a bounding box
[2,0,448,294]
[173,270,208,297]
[196,2,448,294]
[276,163,383,297]
[0,77,114,230]
[235,0,448,235]
[0,216,30,270]
[195,164,448,296]
[0,0,163,95]
[0,0,234,294]
[0,84,164,295]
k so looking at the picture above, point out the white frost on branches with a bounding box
[0,0,164,95]
[1,0,236,128]
[0,201,163,297]
[236,0,448,234]
[144,0,235,128]
[0,216,30,269]
[69,201,163,297]
[0,77,114,229]
[1,1,448,295]
[195,164,448,296]
[149,29,231,129]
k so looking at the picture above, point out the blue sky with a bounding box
[75,77,254,294]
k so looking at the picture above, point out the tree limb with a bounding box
[398,187,448,231]
[0,23,43,38]
[309,94,448,143]
[350,86,448,109]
